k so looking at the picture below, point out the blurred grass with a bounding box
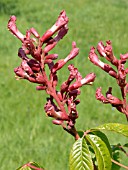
[0,0,128,169]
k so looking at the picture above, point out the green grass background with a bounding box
[0,0,128,169]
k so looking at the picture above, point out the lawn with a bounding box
[0,0,128,169]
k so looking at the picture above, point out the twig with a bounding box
[111,158,128,170]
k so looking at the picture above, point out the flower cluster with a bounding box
[8,10,96,139]
[89,40,128,120]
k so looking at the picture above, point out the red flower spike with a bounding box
[8,16,24,42]
[8,11,97,138]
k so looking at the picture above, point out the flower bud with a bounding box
[45,54,58,60]
[64,42,79,62]
[29,27,40,38]
[81,73,96,85]
[97,41,106,57]
[18,48,28,60]
[21,60,34,76]
[89,47,105,68]
[52,119,63,125]
[69,81,81,91]
[95,87,108,103]
[44,41,57,53]
[27,59,41,73]
[120,53,128,62]
[69,73,96,91]
[36,85,46,90]
[8,16,24,42]
[36,73,45,84]
[14,67,29,79]
[40,10,68,42]
[51,59,65,73]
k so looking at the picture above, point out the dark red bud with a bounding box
[27,59,41,72]
[18,48,28,60]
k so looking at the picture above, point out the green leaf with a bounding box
[94,123,128,137]
[91,130,112,156]
[124,143,128,148]
[86,134,112,170]
[17,162,44,170]
[69,137,93,170]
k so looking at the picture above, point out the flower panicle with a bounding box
[92,40,128,120]
[8,10,96,136]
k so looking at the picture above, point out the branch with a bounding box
[111,158,128,170]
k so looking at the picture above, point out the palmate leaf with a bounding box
[85,134,112,170]
[94,123,128,137]
[69,137,93,170]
